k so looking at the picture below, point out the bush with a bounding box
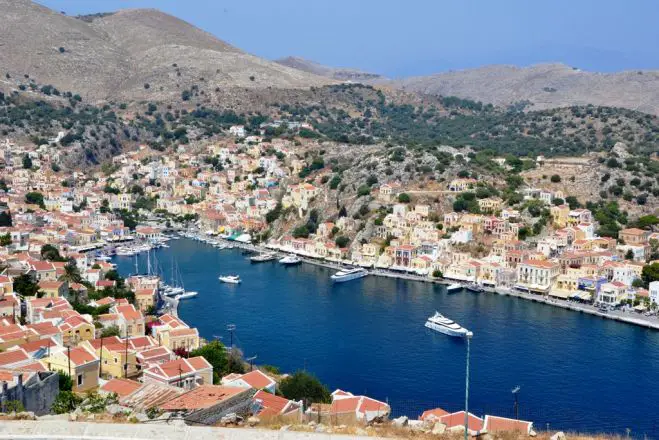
[279,371,330,403]
[58,373,73,391]
[335,236,349,248]
[52,391,83,414]
[398,193,411,203]
[550,174,561,183]
[432,270,443,278]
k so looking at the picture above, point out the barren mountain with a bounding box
[275,56,385,82]
[0,0,333,102]
[386,63,659,115]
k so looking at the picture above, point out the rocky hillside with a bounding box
[386,63,659,116]
[0,0,333,102]
[275,56,385,82]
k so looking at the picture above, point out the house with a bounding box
[100,377,143,399]
[135,288,156,313]
[45,345,99,392]
[142,356,213,390]
[82,336,139,379]
[597,281,627,307]
[434,410,484,436]
[326,389,391,424]
[58,314,95,345]
[650,281,659,304]
[37,280,69,299]
[516,260,559,293]
[221,370,277,394]
[619,228,650,246]
[252,389,302,421]
[114,304,145,338]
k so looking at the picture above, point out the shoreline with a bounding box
[208,235,659,332]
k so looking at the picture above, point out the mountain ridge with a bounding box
[0,0,334,101]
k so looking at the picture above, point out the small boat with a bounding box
[279,255,302,265]
[219,275,241,284]
[425,312,471,337]
[331,267,369,283]
[250,252,277,263]
[446,283,463,293]
[466,283,483,293]
[175,291,198,300]
[96,254,112,262]
[163,286,184,296]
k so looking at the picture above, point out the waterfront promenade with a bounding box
[185,234,659,332]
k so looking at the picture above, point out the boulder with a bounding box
[105,404,128,416]
[220,412,238,426]
[280,425,291,432]
[550,432,566,440]
[355,428,368,436]
[431,422,446,435]
[133,412,150,423]
[392,415,409,427]
[408,420,427,432]
[247,416,260,427]
[314,423,327,433]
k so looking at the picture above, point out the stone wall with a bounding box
[0,372,59,415]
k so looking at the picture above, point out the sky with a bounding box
[38,0,659,78]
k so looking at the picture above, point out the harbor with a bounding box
[112,237,659,435]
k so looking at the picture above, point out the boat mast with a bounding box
[134,254,139,275]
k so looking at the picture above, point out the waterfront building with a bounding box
[516,259,560,293]
[45,345,99,392]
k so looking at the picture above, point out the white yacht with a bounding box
[175,291,198,300]
[250,252,277,263]
[331,267,369,283]
[219,275,241,284]
[163,286,184,297]
[446,283,464,293]
[425,312,471,337]
[279,255,302,265]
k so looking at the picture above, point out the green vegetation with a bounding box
[279,371,331,403]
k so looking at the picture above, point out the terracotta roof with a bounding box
[420,407,449,421]
[159,385,247,410]
[232,370,275,389]
[0,348,30,367]
[101,378,142,398]
[67,346,98,366]
[439,411,484,432]
[483,415,533,434]
[254,389,299,416]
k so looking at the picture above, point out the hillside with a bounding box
[0,0,333,101]
[275,56,385,82]
[386,63,659,115]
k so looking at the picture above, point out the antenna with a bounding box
[246,355,257,371]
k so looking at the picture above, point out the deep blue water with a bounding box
[114,238,659,437]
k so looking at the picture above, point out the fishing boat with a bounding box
[175,291,198,300]
[279,255,302,265]
[219,275,241,284]
[425,312,471,337]
[250,252,277,263]
[446,283,463,293]
[331,267,369,283]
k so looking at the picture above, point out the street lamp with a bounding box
[464,331,473,440]
[512,386,521,420]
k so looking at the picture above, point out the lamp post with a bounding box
[512,386,520,420]
[464,331,473,440]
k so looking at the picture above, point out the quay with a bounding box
[189,234,659,333]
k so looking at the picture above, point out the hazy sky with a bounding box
[38,0,659,77]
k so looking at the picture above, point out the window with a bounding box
[77,374,83,386]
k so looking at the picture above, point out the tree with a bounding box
[432,270,443,278]
[25,192,45,209]
[22,154,33,169]
[52,391,83,414]
[398,193,411,203]
[41,244,66,262]
[59,261,82,284]
[13,274,39,297]
[625,249,634,260]
[101,325,121,338]
[550,174,561,183]
[279,371,330,403]
[58,373,73,391]
[0,210,12,227]
[335,236,349,248]
[642,263,659,286]
[0,233,11,246]
[189,340,228,383]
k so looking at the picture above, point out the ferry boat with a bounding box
[175,291,198,300]
[331,267,369,283]
[446,283,464,293]
[425,312,471,337]
[250,252,277,263]
[279,255,302,265]
[219,275,241,284]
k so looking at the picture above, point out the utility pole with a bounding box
[226,324,236,371]
[246,355,257,372]
[464,331,473,440]
[124,336,129,378]
[67,345,72,380]
[99,337,104,377]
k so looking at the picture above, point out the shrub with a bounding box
[550,174,561,183]
[279,371,330,403]
[398,193,411,203]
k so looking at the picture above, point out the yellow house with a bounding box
[134,288,156,313]
[82,337,139,379]
[59,314,95,346]
[37,280,69,299]
[478,197,503,213]
[46,345,100,392]
[550,205,570,228]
